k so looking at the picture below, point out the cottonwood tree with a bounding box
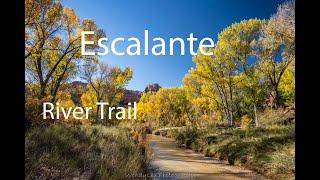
[214,19,264,126]
[278,62,295,106]
[136,92,156,124]
[136,88,192,128]
[25,0,105,103]
[185,47,239,126]
[256,0,295,108]
[157,88,192,127]
[81,62,132,123]
[183,70,219,126]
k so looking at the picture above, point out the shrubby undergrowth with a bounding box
[25,123,148,180]
[155,109,295,180]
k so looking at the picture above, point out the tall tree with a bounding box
[184,48,237,126]
[25,0,105,102]
[81,61,132,123]
[214,19,264,126]
[256,0,295,108]
[183,69,220,126]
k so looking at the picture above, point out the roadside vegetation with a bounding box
[155,108,294,179]
[25,123,149,180]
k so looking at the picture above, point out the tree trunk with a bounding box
[253,103,258,127]
[230,110,233,126]
[274,88,280,108]
[40,84,46,98]
[270,87,280,109]
[229,81,233,127]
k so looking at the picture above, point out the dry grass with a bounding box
[25,123,148,180]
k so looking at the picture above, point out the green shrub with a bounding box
[191,139,201,152]
[184,126,199,149]
[175,131,185,146]
[205,135,217,145]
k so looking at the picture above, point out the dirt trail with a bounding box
[147,134,265,180]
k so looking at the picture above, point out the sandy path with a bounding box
[147,134,265,180]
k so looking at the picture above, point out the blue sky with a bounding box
[62,0,286,91]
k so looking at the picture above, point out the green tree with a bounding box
[214,19,264,126]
